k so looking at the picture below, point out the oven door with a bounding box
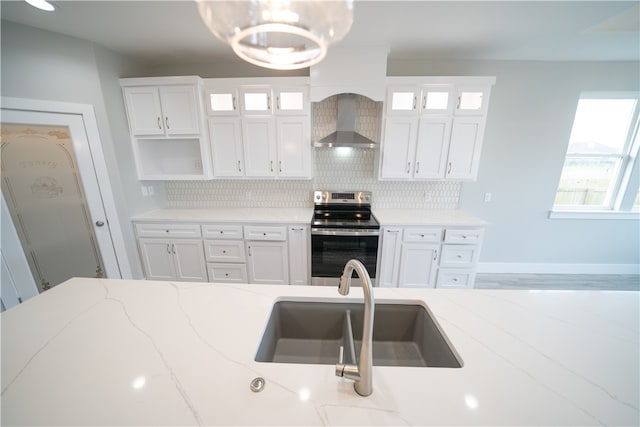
[311,228,379,285]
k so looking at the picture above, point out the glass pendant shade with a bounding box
[196,0,354,70]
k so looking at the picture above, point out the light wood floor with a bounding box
[475,274,639,291]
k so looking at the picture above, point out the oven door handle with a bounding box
[311,228,380,236]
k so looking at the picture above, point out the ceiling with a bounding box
[1,1,639,66]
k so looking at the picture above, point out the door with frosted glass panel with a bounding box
[1,112,118,292]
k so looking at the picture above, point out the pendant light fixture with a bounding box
[196,0,354,70]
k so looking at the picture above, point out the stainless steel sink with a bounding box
[255,301,462,368]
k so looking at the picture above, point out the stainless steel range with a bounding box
[311,190,380,286]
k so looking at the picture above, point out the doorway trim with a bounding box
[1,96,133,279]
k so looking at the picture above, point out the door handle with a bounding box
[157,117,162,129]
[165,117,170,129]
[95,221,105,227]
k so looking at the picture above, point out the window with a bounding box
[552,92,640,217]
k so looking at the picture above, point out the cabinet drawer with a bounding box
[444,228,484,244]
[207,263,248,283]
[440,245,479,268]
[436,269,474,289]
[202,224,244,239]
[135,223,201,238]
[204,240,246,263]
[244,225,287,241]
[403,227,442,243]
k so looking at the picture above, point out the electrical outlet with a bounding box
[484,192,492,203]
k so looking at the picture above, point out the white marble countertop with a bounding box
[2,279,637,426]
[132,208,314,224]
[372,209,488,226]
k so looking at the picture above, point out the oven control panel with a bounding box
[313,190,372,205]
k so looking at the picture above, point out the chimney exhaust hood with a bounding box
[313,94,377,148]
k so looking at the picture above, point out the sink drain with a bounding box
[250,377,265,392]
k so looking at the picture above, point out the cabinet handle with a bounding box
[416,162,420,174]
[456,96,461,110]
[267,96,271,110]
[292,227,304,231]
[270,160,274,172]
[406,162,411,174]
[279,160,282,172]
[413,95,417,110]
[422,95,427,110]
[166,244,171,254]
[386,230,399,233]
[232,96,236,110]
[165,117,170,129]
[172,244,176,254]
[248,245,252,256]
[447,162,452,174]
[276,96,281,110]
[238,160,242,172]
[462,235,468,239]
[457,254,462,258]
[433,249,438,261]
[157,117,162,129]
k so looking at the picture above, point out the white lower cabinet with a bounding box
[138,238,207,282]
[246,240,289,285]
[398,243,439,288]
[288,226,309,286]
[378,225,483,289]
[136,221,308,285]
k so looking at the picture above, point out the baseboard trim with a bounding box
[477,263,640,275]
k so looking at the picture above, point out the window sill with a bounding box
[549,210,640,220]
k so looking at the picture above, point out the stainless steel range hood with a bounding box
[313,94,377,148]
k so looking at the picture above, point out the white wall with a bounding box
[389,60,640,272]
[0,21,166,278]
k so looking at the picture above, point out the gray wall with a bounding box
[389,60,640,270]
[0,21,167,278]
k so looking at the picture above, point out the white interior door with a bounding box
[1,109,123,292]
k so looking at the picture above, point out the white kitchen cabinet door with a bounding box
[172,239,208,282]
[398,243,439,288]
[243,118,277,177]
[446,118,485,180]
[385,86,420,115]
[380,118,418,179]
[123,87,165,136]
[207,89,239,115]
[414,118,452,179]
[246,240,289,285]
[419,85,455,115]
[276,116,311,178]
[240,87,272,115]
[274,87,309,115]
[159,85,200,135]
[454,86,491,116]
[378,228,402,288]
[138,238,175,280]
[209,117,244,177]
[288,226,309,286]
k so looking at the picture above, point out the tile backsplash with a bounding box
[166,95,461,209]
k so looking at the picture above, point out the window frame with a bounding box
[550,91,640,219]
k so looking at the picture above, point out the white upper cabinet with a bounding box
[207,89,239,115]
[124,85,200,136]
[380,77,495,181]
[386,86,420,115]
[209,117,244,177]
[204,78,311,180]
[240,87,273,115]
[420,85,455,115]
[274,87,309,115]
[455,86,491,116]
[120,77,213,181]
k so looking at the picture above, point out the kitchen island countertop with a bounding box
[1,278,637,426]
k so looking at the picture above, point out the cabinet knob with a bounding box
[220,230,223,234]
[95,221,105,227]
[166,230,170,233]
[457,254,462,258]
[453,278,458,282]
[225,273,229,277]
[222,250,227,254]
[263,232,267,236]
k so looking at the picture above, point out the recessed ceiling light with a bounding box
[25,0,55,12]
